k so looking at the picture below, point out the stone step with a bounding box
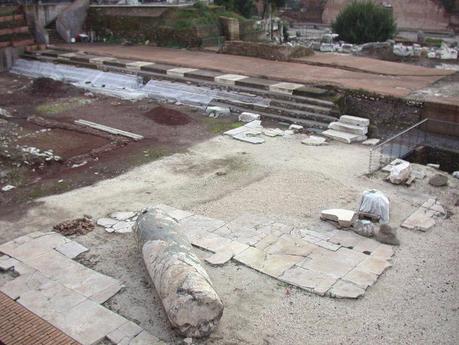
[328,121,368,135]
[211,101,329,130]
[339,115,370,127]
[322,129,367,144]
[270,98,338,116]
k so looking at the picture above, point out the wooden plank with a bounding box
[75,119,144,141]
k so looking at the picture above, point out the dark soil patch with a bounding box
[53,217,95,236]
[29,78,83,98]
[145,106,192,126]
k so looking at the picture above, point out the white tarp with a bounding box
[358,189,390,224]
[10,59,271,108]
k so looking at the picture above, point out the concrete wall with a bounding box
[322,0,450,32]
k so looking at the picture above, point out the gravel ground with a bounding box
[1,134,458,345]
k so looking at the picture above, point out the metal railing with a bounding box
[369,118,459,174]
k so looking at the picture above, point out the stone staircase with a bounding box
[20,48,342,129]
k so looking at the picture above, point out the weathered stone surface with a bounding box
[321,209,356,228]
[352,237,380,253]
[107,321,143,345]
[205,251,234,266]
[280,266,337,296]
[232,132,265,144]
[328,231,362,248]
[264,234,316,257]
[0,233,69,261]
[134,209,223,338]
[110,211,137,221]
[54,241,88,259]
[112,221,135,233]
[167,67,197,78]
[97,217,118,228]
[129,330,166,345]
[177,215,225,241]
[239,112,260,123]
[371,244,394,260]
[126,61,155,71]
[215,74,248,85]
[56,0,90,43]
[298,255,354,279]
[328,280,365,299]
[352,220,376,238]
[356,257,392,276]
[429,174,448,187]
[339,115,370,127]
[343,269,378,289]
[154,204,193,221]
[48,299,126,345]
[0,256,19,271]
[322,129,367,144]
[269,82,303,94]
[315,240,341,251]
[234,247,302,278]
[362,138,380,146]
[329,121,368,135]
[389,160,411,184]
[263,128,284,137]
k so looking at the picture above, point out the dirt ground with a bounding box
[0,73,240,220]
[1,124,457,344]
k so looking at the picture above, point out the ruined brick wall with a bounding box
[322,0,450,32]
[281,0,325,23]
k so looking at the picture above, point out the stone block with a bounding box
[389,160,411,185]
[292,86,329,98]
[328,280,365,299]
[371,244,394,260]
[110,211,137,221]
[352,237,381,254]
[269,82,303,95]
[343,269,378,289]
[177,215,226,240]
[129,331,166,345]
[1,233,70,261]
[107,321,143,345]
[126,61,155,71]
[55,241,88,259]
[192,233,233,253]
[205,251,233,266]
[328,231,362,248]
[184,69,221,81]
[264,234,316,257]
[334,247,368,266]
[321,209,356,228]
[356,257,391,276]
[302,136,327,146]
[234,247,302,278]
[215,74,248,85]
[362,138,380,146]
[48,299,127,345]
[315,240,340,251]
[279,266,337,296]
[235,77,276,90]
[0,256,19,271]
[167,67,198,78]
[339,115,370,127]
[322,129,367,144]
[239,112,261,122]
[153,204,193,221]
[328,121,368,135]
[89,57,117,66]
[298,255,355,279]
[0,271,49,300]
[140,63,174,74]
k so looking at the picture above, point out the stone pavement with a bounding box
[0,291,81,345]
[0,232,166,345]
[55,43,451,98]
[104,205,394,299]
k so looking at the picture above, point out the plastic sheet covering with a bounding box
[11,59,145,99]
[358,190,390,224]
[10,59,271,107]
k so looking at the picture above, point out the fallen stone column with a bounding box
[134,209,223,338]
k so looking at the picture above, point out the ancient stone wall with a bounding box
[322,0,450,32]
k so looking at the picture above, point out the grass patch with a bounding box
[203,118,243,134]
[36,97,92,115]
[425,38,443,47]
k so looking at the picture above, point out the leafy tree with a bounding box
[332,0,397,44]
[214,0,255,18]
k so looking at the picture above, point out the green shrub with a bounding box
[214,0,255,18]
[332,0,397,44]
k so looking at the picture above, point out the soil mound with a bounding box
[30,78,82,98]
[53,216,94,236]
[145,106,191,126]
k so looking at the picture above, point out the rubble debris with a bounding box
[206,106,231,118]
[224,121,265,144]
[288,124,303,132]
[427,163,440,169]
[352,219,375,238]
[362,138,380,146]
[97,212,138,233]
[323,115,369,144]
[321,209,356,228]
[233,132,265,144]
[1,185,15,192]
[53,216,95,236]
[0,108,12,118]
[358,190,390,224]
[134,209,223,338]
[452,171,459,179]
[75,119,144,141]
[375,224,400,246]
[263,128,284,137]
[302,136,327,146]
[21,146,61,162]
[401,198,446,232]
[429,174,448,187]
[238,112,260,123]
[389,160,411,185]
